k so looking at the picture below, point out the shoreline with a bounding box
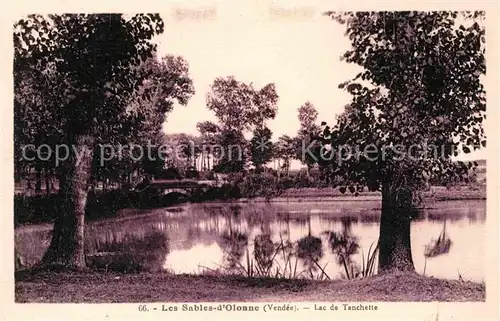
[224,194,486,203]
[15,270,485,303]
[198,189,486,204]
[14,192,486,231]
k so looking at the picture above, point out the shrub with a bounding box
[184,166,200,179]
[15,190,142,226]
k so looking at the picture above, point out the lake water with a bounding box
[15,199,486,282]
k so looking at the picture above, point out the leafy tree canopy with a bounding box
[318,11,485,193]
[206,76,279,133]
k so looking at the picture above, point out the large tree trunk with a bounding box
[45,168,51,195]
[35,167,42,194]
[41,134,95,269]
[378,181,415,274]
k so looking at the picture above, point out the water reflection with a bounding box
[296,218,323,275]
[219,231,248,270]
[15,200,486,282]
[85,225,170,272]
[324,217,361,278]
[217,205,249,270]
[424,220,452,258]
[253,233,275,271]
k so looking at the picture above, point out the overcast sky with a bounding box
[155,2,359,136]
[154,2,486,161]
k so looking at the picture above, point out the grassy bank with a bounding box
[276,187,486,201]
[227,187,485,203]
[15,270,485,303]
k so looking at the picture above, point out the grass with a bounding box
[199,235,340,281]
[278,236,302,279]
[341,241,379,280]
[199,237,314,279]
[361,241,379,278]
[276,186,486,201]
[15,269,485,303]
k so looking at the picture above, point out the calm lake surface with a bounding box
[16,199,486,282]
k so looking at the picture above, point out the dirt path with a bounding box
[15,271,485,303]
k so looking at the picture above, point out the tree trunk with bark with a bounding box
[35,168,42,194]
[45,168,51,195]
[378,180,416,274]
[41,134,95,269]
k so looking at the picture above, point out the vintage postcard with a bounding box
[2,0,499,320]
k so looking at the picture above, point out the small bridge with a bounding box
[135,179,219,198]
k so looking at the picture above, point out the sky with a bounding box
[155,1,359,137]
[154,2,486,161]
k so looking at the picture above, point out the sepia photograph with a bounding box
[7,1,498,318]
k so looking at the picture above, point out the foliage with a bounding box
[14,191,139,226]
[236,172,282,199]
[90,53,196,185]
[296,102,322,169]
[206,76,279,132]
[13,14,198,267]
[297,101,320,135]
[14,14,164,140]
[126,55,195,145]
[274,135,297,174]
[318,11,486,193]
[14,15,195,188]
[160,133,201,174]
[196,121,220,171]
[318,10,486,273]
[250,126,274,170]
[205,76,279,172]
[15,13,167,199]
[196,121,220,136]
[212,130,249,173]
